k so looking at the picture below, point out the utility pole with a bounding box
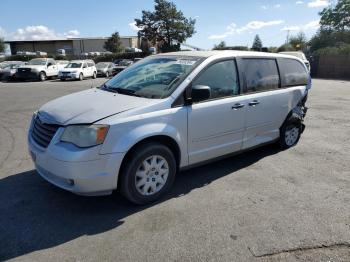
[286,30,290,44]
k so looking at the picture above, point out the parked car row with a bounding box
[0,57,143,82]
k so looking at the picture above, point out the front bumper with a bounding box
[28,126,125,196]
[97,71,106,76]
[59,73,79,80]
[16,71,40,80]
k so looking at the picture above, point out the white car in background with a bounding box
[16,58,59,81]
[58,60,97,81]
[279,51,310,71]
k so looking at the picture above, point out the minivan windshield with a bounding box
[102,56,202,99]
[28,59,47,65]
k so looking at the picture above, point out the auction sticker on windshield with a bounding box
[175,60,197,65]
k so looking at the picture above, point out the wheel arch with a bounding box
[118,135,181,187]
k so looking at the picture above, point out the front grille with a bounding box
[31,116,60,148]
[18,68,31,73]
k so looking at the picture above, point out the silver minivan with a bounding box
[28,51,310,204]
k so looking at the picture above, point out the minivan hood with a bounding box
[38,88,157,125]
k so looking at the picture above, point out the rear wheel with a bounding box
[279,118,302,149]
[120,142,177,205]
[92,71,97,79]
[39,72,46,81]
[105,71,109,78]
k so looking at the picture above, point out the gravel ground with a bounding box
[0,78,349,262]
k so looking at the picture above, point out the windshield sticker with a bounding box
[176,60,196,66]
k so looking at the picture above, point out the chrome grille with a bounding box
[31,116,60,148]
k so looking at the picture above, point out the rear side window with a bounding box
[242,59,279,93]
[278,58,308,87]
[88,62,94,67]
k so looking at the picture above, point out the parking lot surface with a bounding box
[0,79,349,262]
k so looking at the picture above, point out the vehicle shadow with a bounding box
[0,144,280,260]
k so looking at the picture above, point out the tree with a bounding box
[213,41,226,50]
[140,37,150,53]
[135,0,196,52]
[252,35,263,50]
[104,32,124,53]
[0,38,5,53]
[288,32,307,50]
[319,0,350,31]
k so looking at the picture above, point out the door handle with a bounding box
[231,103,245,110]
[249,100,260,106]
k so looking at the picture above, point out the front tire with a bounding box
[39,71,46,81]
[105,71,109,78]
[120,142,177,205]
[79,73,83,81]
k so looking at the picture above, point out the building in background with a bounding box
[5,36,139,56]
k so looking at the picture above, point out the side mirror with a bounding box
[190,85,211,103]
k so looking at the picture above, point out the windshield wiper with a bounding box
[100,83,118,93]
[100,84,142,97]
[113,87,142,97]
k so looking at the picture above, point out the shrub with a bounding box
[315,43,350,55]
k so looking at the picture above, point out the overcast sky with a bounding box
[0,0,329,49]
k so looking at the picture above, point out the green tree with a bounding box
[135,0,196,52]
[104,32,124,53]
[319,0,350,31]
[289,32,307,50]
[213,41,226,50]
[140,38,150,53]
[0,38,5,53]
[252,35,263,50]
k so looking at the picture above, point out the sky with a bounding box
[0,0,330,50]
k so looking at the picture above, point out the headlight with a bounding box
[61,125,109,148]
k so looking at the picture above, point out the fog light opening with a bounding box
[68,179,75,186]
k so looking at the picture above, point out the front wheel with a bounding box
[120,142,177,205]
[39,72,46,81]
[79,73,83,81]
[105,71,109,78]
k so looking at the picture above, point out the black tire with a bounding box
[105,71,109,78]
[279,116,302,149]
[92,71,97,79]
[60,78,66,81]
[79,73,83,81]
[39,71,46,81]
[120,142,177,205]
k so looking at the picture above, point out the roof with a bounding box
[159,50,301,59]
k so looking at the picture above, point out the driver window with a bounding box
[83,63,87,68]
[192,60,239,101]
